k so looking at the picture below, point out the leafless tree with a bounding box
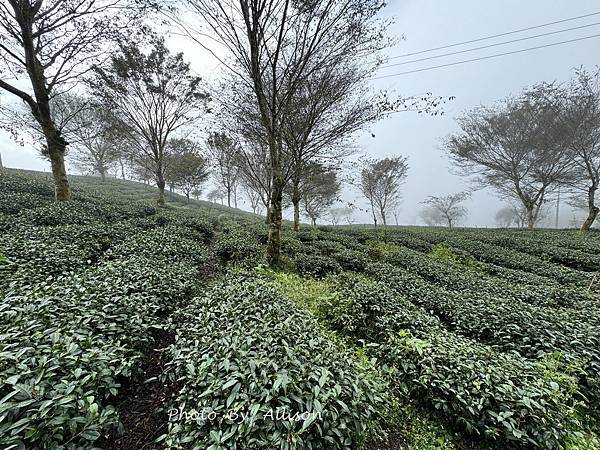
[421,192,470,228]
[243,184,262,215]
[207,187,226,205]
[300,163,340,226]
[446,84,574,229]
[60,95,128,181]
[495,204,527,228]
[92,38,210,205]
[559,68,600,232]
[165,138,210,202]
[0,0,145,200]
[237,139,273,223]
[420,206,445,227]
[328,207,351,227]
[358,156,409,226]
[206,131,241,208]
[178,0,393,266]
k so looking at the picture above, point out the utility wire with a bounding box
[371,33,600,80]
[381,21,600,69]
[387,11,600,60]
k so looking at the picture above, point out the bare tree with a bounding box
[207,187,226,205]
[358,156,409,226]
[180,0,392,267]
[495,204,527,228]
[206,131,241,208]
[61,95,128,181]
[446,84,574,229]
[420,206,445,227]
[328,207,353,227]
[300,163,340,226]
[0,0,145,200]
[559,69,600,232]
[243,184,262,215]
[237,139,273,223]
[92,38,210,205]
[165,138,210,203]
[421,192,470,228]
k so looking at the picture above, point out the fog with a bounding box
[1,0,597,226]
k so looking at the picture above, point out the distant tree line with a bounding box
[445,68,600,232]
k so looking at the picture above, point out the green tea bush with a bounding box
[213,225,262,264]
[0,172,54,197]
[0,191,51,214]
[365,262,600,415]
[293,253,342,278]
[163,272,388,450]
[332,249,369,272]
[320,274,582,449]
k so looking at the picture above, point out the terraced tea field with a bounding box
[1,170,599,449]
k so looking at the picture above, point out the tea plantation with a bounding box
[1,170,599,449]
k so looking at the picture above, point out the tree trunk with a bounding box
[380,208,386,226]
[120,160,125,179]
[100,170,106,182]
[267,172,284,268]
[312,217,316,226]
[186,192,190,203]
[46,135,71,201]
[227,188,231,208]
[292,176,301,232]
[581,185,599,233]
[526,207,535,230]
[156,174,166,205]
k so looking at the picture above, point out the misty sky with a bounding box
[1,0,598,226]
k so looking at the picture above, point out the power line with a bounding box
[371,33,600,80]
[387,11,600,60]
[381,21,600,69]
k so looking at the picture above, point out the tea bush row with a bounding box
[318,274,582,449]
[162,271,388,450]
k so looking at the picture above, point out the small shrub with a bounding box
[293,253,341,278]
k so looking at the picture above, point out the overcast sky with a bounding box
[1,0,598,226]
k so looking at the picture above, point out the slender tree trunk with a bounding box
[581,184,599,232]
[186,192,190,203]
[292,175,301,232]
[100,170,106,182]
[380,208,386,226]
[120,160,126,179]
[267,172,284,268]
[227,188,231,207]
[312,217,316,226]
[265,207,270,224]
[46,133,71,201]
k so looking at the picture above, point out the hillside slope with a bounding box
[1,170,599,450]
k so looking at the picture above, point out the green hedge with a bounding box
[319,274,582,448]
[162,272,388,450]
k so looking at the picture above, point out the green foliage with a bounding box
[429,244,485,271]
[213,223,263,265]
[293,253,342,278]
[319,274,583,448]
[0,171,219,448]
[163,272,388,449]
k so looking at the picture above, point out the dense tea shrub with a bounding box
[293,253,342,278]
[320,274,582,449]
[163,272,388,450]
